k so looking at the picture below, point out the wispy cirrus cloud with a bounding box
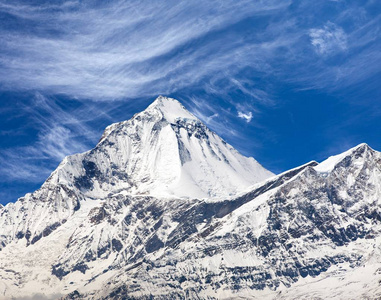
[0,93,111,182]
[0,0,378,103]
[310,22,347,55]
[0,0,290,100]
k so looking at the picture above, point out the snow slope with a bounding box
[47,96,273,200]
[86,143,381,300]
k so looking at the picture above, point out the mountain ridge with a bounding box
[0,97,380,300]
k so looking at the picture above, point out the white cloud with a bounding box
[309,22,347,55]
[0,0,290,100]
[0,1,377,101]
[238,111,253,122]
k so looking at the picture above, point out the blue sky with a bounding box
[0,0,380,205]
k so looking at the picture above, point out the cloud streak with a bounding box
[0,0,378,102]
[0,93,113,183]
[0,0,290,100]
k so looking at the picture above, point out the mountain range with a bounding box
[0,96,380,299]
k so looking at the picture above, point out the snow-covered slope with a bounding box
[79,143,380,300]
[0,97,380,299]
[47,96,273,200]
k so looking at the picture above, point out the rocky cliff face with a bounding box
[0,97,380,300]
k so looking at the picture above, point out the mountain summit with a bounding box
[145,95,199,123]
[48,96,274,200]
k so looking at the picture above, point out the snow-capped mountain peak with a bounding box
[43,96,274,200]
[145,95,197,123]
[314,143,373,173]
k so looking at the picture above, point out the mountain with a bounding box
[0,96,273,299]
[0,97,380,300]
[0,96,272,254]
[46,95,273,200]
